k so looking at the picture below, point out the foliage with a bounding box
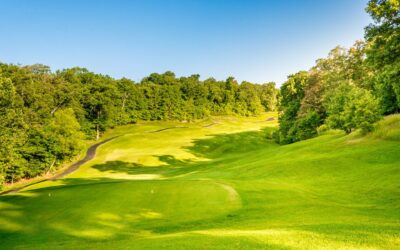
[0,64,277,186]
[324,84,381,134]
[0,77,26,185]
[276,71,309,143]
[365,0,400,114]
[276,0,400,144]
[1,116,399,249]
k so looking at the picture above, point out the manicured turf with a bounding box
[1,113,399,249]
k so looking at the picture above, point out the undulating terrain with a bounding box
[0,113,399,249]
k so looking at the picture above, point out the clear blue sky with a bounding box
[0,0,370,85]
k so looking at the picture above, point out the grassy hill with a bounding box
[1,113,399,249]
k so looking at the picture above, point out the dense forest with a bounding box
[0,0,398,188]
[0,66,278,186]
[276,0,399,144]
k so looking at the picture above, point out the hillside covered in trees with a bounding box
[0,0,399,190]
[0,1,400,249]
[0,67,278,186]
[276,0,399,144]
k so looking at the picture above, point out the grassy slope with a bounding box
[0,113,399,249]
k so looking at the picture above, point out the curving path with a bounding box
[0,136,119,195]
[203,122,219,128]
[149,126,189,133]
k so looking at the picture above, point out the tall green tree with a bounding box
[0,77,26,185]
[277,71,309,143]
[324,84,381,134]
[81,73,119,140]
[258,82,279,111]
[0,64,278,188]
[365,0,400,114]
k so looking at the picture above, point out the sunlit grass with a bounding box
[0,113,399,249]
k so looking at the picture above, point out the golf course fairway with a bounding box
[1,113,399,249]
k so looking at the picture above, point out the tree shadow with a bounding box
[185,127,277,159]
[7,127,397,249]
[9,129,399,249]
[0,176,244,248]
[88,128,277,179]
[0,129,279,248]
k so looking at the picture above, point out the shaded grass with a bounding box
[0,113,399,249]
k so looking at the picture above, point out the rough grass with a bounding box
[371,114,400,141]
[0,112,399,249]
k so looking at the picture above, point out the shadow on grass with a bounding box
[1,127,398,249]
[0,176,257,248]
[186,127,277,159]
[0,129,277,248]
[89,127,278,179]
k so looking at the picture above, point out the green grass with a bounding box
[1,112,399,249]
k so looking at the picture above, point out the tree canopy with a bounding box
[275,0,399,144]
[0,65,278,187]
[1,0,398,187]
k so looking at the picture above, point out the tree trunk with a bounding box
[121,92,127,111]
[96,124,100,141]
[50,105,60,116]
[96,110,101,141]
[47,157,57,175]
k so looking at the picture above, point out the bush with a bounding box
[324,83,381,134]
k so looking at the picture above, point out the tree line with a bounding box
[1,0,397,188]
[0,66,278,187]
[276,0,399,144]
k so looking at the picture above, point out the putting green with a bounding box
[1,113,399,249]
